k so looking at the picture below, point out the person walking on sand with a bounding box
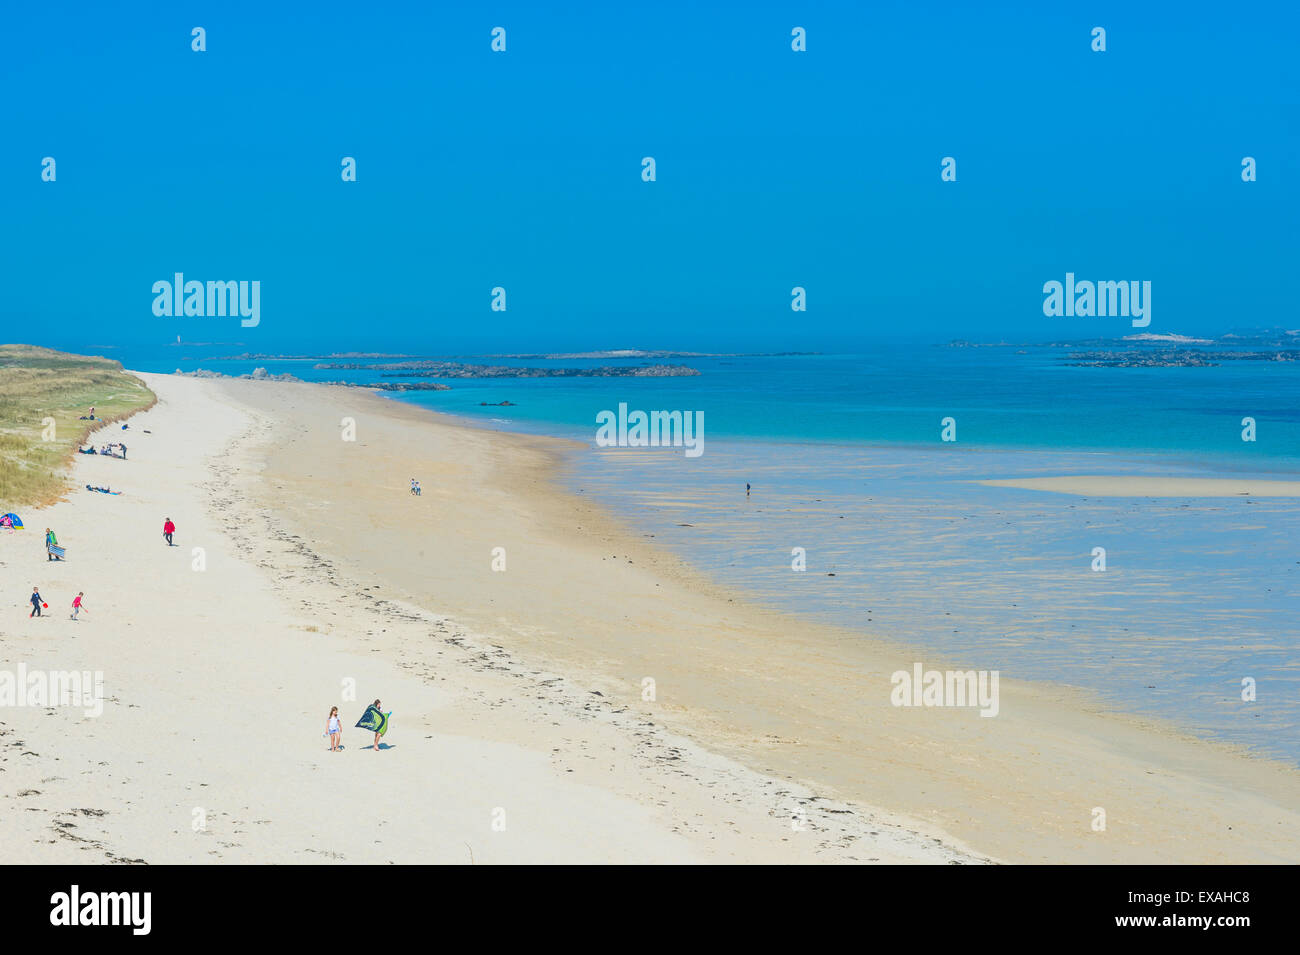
[29,587,43,618]
[372,699,384,751]
[326,706,342,752]
[70,592,87,620]
[45,527,58,560]
[163,517,175,546]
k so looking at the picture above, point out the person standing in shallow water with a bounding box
[163,517,175,546]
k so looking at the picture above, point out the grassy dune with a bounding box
[0,345,155,509]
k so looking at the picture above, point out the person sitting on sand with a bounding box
[70,592,87,620]
[163,517,175,546]
[326,706,342,752]
[30,587,43,618]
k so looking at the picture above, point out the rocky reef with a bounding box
[314,361,701,378]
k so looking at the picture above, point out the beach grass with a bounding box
[0,344,155,509]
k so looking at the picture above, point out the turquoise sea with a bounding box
[109,343,1300,762]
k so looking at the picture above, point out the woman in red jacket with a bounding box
[163,518,175,546]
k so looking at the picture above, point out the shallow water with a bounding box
[566,441,1300,763]
[111,344,1300,469]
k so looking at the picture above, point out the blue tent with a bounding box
[0,513,23,529]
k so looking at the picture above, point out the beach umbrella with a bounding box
[0,513,22,529]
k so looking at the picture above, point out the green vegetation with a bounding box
[0,345,155,508]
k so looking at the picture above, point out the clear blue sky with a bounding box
[2,1,1296,352]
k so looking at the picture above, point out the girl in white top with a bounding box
[326,706,342,752]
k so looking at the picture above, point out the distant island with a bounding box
[369,381,454,391]
[482,349,818,360]
[211,352,409,361]
[209,349,815,362]
[314,361,701,378]
[944,328,1300,367]
[173,367,451,391]
[1056,350,1297,368]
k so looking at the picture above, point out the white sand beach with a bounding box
[0,373,984,864]
[4,373,1300,864]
